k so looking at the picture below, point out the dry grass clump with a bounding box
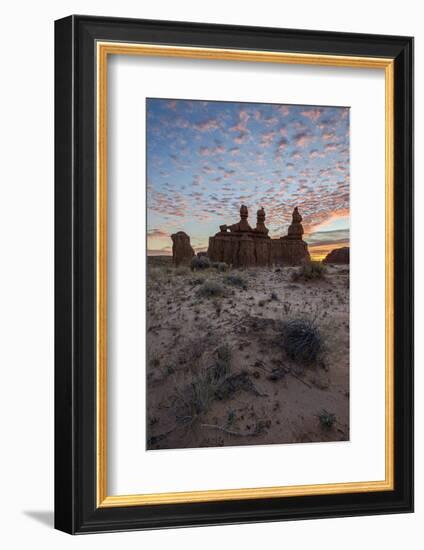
[189,274,207,286]
[196,280,225,298]
[148,267,164,282]
[318,409,336,429]
[283,318,322,364]
[224,273,248,289]
[292,261,326,282]
[211,261,229,272]
[210,343,231,382]
[173,344,232,420]
[174,265,190,276]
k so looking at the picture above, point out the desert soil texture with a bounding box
[146,257,349,450]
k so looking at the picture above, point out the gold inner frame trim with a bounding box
[96,41,395,508]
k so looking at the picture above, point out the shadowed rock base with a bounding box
[208,234,310,267]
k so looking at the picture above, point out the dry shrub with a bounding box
[196,280,225,298]
[212,261,229,272]
[191,256,211,271]
[292,261,326,282]
[174,265,190,276]
[283,318,322,364]
[318,409,336,429]
[224,273,248,289]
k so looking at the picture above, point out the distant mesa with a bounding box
[171,231,194,266]
[323,246,350,265]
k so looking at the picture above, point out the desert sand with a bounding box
[146,257,349,451]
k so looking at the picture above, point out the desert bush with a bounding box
[189,274,206,286]
[283,318,322,364]
[212,261,229,272]
[149,355,161,368]
[196,280,225,298]
[292,261,326,282]
[223,273,248,289]
[174,265,190,276]
[318,409,336,429]
[191,256,211,271]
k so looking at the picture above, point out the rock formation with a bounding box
[278,206,310,265]
[171,231,195,266]
[286,207,304,239]
[254,207,269,235]
[323,246,350,265]
[219,204,252,233]
[207,205,310,267]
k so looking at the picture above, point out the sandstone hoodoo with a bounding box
[171,231,195,266]
[323,246,350,265]
[286,206,304,238]
[207,205,310,267]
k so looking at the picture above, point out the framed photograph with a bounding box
[54,15,413,533]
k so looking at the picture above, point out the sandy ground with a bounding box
[146,257,349,450]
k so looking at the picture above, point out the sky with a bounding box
[146,98,349,260]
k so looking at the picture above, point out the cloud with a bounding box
[230,110,250,144]
[300,108,323,122]
[202,165,214,174]
[290,150,302,160]
[234,132,249,144]
[230,110,249,132]
[260,130,276,147]
[305,228,350,246]
[309,149,325,159]
[174,116,191,129]
[147,229,169,238]
[147,247,172,256]
[294,131,313,148]
[194,118,221,131]
[324,142,338,152]
[306,209,350,233]
[263,116,278,126]
[199,144,225,156]
[277,105,290,116]
[276,137,288,152]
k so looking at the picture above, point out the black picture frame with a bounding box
[55,15,414,534]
